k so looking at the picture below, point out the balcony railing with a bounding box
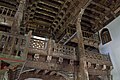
[84,50,111,63]
[0,6,16,17]
[82,31,100,42]
[53,43,75,55]
[0,31,31,61]
[0,31,111,62]
[29,37,76,60]
[30,38,47,50]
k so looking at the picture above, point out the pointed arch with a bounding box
[100,28,112,45]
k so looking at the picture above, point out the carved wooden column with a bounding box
[76,9,89,80]
[11,0,26,34]
[9,0,26,55]
[22,31,32,60]
[46,38,53,62]
[2,35,9,54]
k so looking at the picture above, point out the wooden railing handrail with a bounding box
[82,31,100,41]
[85,50,110,61]
[0,5,16,11]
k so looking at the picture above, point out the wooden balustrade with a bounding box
[53,43,76,55]
[82,31,100,41]
[65,28,99,42]
[0,31,111,62]
[0,31,31,61]
[0,6,16,17]
[28,38,76,60]
[30,38,47,50]
[84,50,112,65]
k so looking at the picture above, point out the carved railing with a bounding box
[53,43,76,60]
[0,6,16,17]
[0,31,112,63]
[0,31,76,60]
[84,50,111,62]
[0,31,31,61]
[82,31,100,42]
[29,38,76,60]
[53,43,75,55]
[30,38,47,50]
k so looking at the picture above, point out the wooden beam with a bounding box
[0,1,17,9]
[11,0,26,34]
[82,17,95,24]
[28,19,51,26]
[81,21,92,28]
[83,13,101,21]
[54,0,92,41]
[51,0,65,4]
[35,10,56,18]
[51,0,71,32]
[36,6,57,15]
[91,1,116,18]
[91,1,110,11]
[83,13,102,24]
[86,8,105,15]
[86,7,110,22]
[38,0,61,9]
[114,6,120,14]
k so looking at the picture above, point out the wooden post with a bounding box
[46,38,53,62]
[22,31,32,60]
[2,36,9,54]
[9,0,26,55]
[11,0,26,34]
[76,9,89,80]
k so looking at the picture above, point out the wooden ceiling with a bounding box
[0,0,120,42]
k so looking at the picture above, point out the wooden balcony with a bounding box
[71,31,100,48]
[0,31,112,71]
[29,38,76,60]
[0,6,16,26]
[84,50,112,65]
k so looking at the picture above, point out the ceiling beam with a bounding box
[81,21,92,28]
[91,1,116,18]
[91,1,110,11]
[114,6,120,14]
[83,13,102,23]
[34,15,53,22]
[57,0,92,44]
[28,19,51,26]
[36,7,57,15]
[35,10,56,18]
[86,7,105,15]
[50,0,71,32]
[82,17,95,24]
[51,0,65,4]
[38,0,60,9]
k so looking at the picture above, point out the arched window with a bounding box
[101,28,112,45]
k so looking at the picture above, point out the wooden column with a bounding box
[76,9,89,80]
[46,38,53,62]
[9,0,26,55]
[2,36,9,54]
[22,31,32,60]
[11,0,26,34]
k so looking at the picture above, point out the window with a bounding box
[101,28,112,45]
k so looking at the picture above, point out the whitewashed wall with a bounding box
[99,16,120,80]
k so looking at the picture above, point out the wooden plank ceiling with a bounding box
[0,0,120,41]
